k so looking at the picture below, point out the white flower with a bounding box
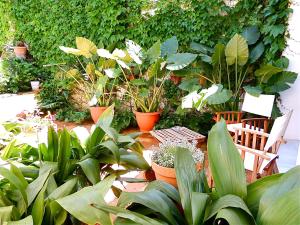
[126,40,143,65]
[88,95,98,106]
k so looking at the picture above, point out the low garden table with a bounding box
[150,126,206,145]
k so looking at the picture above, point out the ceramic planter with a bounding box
[152,161,203,188]
[90,106,108,123]
[30,81,40,91]
[134,111,160,132]
[14,46,27,58]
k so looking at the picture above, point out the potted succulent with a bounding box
[59,37,122,123]
[151,140,204,187]
[14,41,27,58]
[98,37,197,131]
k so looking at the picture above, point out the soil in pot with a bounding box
[152,161,203,188]
[90,106,108,123]
[134,111,160,132]
[14,47,27,58]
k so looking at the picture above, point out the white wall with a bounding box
[281,0,300,140]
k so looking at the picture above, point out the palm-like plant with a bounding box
[59,119,300,224]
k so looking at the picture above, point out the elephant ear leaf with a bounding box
[166,53,197,71]
[249,42,265,63]
[207,120,247,199]
[161,36,178,57]
[242,26,260,45]
[76,37,97,58]
[225,34,249,66]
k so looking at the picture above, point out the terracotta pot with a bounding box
[90,106,108,123]
[14,46,27,58]
[170,74,182,85]
[134,111,160,132]
[152,161,203,188]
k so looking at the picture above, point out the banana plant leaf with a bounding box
[207,120,247,199]
[56,175,116,225]
[117,190,184,225]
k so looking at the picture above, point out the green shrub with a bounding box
[0,58,50,93]
[55,107,90,124]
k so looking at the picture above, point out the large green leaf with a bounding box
[96,104,115,128]
[31,182,47,225]
[47,126,58,161]
[257,188,300,225]
[118,190,184,225]
[207,120,247,198]
[257,166,300,218]
[56,129,71,182]
[86,126,105,155]
[4,215,33,225]
[178,78,201,92]
[212,44,225,66]
[92,203,165,225]
[161,36,178,57]
[26,168,51,206]
[242,26,260,45]
[191,192,209,225]
[264,71,297,93]
[147,41,161,63]
[166,53,197,71]
[190,42,213,54]
[75,37,97,58]
[145,180,180,203]
[77,158,100,185]
[225,34,249,66]
[47,178,77,200]
[255,64,283,83]
[246,173,282,217]
[214,208,253,225]
[100,140,121,164]
[205,195,253,222]
[175,148,206,225]
[206,87,232,105]
[57,175,115,225]
[117,149,150,170]
[249,42,265,63]
[243,85,262,97]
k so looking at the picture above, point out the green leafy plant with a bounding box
[98,36,197,112]
[59,119,300,224]
[0,106,150,224]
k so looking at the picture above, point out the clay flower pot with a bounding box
[14,46,27,58]
[152,161,203,188]
[90,106,108,123]
[134,111,160,132]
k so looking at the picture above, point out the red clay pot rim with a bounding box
[90,106,109,109]
[152,161,175,174]
[14,46,27,49]
[133,110,161,116]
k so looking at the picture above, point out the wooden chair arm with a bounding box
[235,144,271,160]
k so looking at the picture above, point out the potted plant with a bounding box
[14,41,27,58]
[151,140,204,187]
[59,37,122,123]
[98,37,197,131]
[30,80,40,91]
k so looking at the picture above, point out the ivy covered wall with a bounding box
[0,0,291,65]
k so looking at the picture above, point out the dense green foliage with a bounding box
[0,58,50,93]
[0,0,291,65]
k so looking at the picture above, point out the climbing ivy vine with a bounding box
[0,0,292,65]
